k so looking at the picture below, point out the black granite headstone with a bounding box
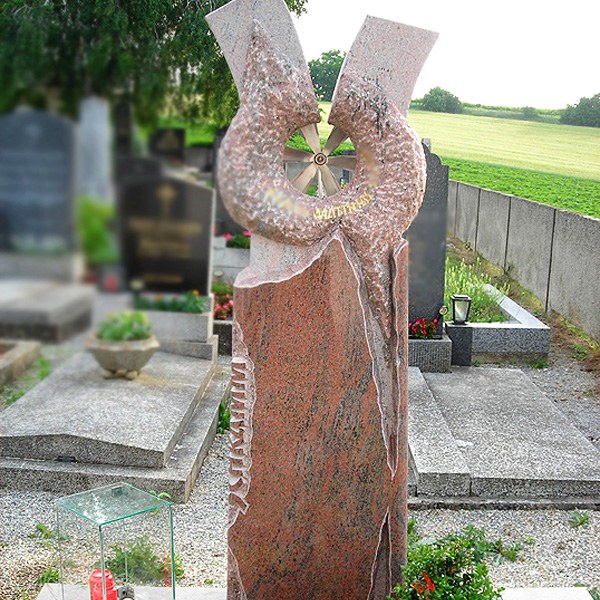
[119,177,214,295]
[0,109,76,252]
[149,128,186,163]
[212,127,244,236]
[115,156,162,184]
[114,101,133,156]
[405,144,449,335]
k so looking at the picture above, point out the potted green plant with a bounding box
[86,311,159,379]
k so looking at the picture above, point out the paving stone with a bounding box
[0,352,215,468]
[423,367,600,498]
[501,588,593,600]
[408,368,470,496]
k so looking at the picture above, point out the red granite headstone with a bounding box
[207,1,437,597]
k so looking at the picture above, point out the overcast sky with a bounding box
[292,0,600,109]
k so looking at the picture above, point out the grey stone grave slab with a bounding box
[115,156,162,184]
[0,108,76,253]
[423,367,600,498]
[0,352,215,468]
[114,100,134,156]
[0,362,230,502]
[78,96,113,203]
[0,339,40,385]
[405,145,449,331]
[119,177,215,295]
[408,368,470,496]
[0,280,93,342]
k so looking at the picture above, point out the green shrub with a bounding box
[217,401,231,434]
[421,87,463,114]
[105,536,184,585]
[225,232,251,249]
[35,567,59,586]
[96,311,153,342]
[77,196,119,266]
[134,290,210,314]
[444,257,508,323]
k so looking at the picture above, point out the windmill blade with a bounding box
[327,154,357,171]
[284,146,314,162]
[319,165,341,196]
[323,126,349,156]
[300,123,322,155]
[290,163,318,193]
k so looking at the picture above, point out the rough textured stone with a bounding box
[548,210,600,341]
[408,368,470,496]
[424,368,600,498]
[455,183,480,249]
[0,352,215,468]
[506,196,555,307]
[0,253,84,282]
[207,2,436,597]
[476,189,510,267]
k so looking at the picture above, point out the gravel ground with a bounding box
[1,294,599,598]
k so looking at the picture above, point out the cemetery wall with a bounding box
[449,181,600,341]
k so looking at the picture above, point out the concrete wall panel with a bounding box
[455,183,479,248]
[548,210,600,340]
[505,197,555,307]
[447,180,458,236]
[476,189,510,268]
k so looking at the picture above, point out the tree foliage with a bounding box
[308,50,346,102]
[0,0,308,126]
[560,93,600,128]
[420,87,463,114]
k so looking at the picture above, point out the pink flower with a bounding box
[223,233,233,241]
[243,230,251,237]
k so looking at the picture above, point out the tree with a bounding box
[0,0,308,126]
[420,87,463,114]
[560,93,600,127]
[308,50,346,102]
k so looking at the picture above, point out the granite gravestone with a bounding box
[119,177,214,295]
[78,96,113,203]
[115,156,162,184]
[0,109,76,253]
[149,128,186,163]
[208,1,437,598]
[405,144,449,334]
[114,101,134,156]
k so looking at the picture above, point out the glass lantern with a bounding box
[55,482,176,600]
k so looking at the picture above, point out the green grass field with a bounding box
[315,102,600,218]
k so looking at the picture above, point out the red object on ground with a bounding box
[89,569,118,600]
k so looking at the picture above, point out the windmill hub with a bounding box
[313,152,328,166]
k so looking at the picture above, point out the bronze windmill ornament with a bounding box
[283,124,356,196]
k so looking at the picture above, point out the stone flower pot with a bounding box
[85,334,160,379]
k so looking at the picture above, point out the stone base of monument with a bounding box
[407,367,600,507]
[0,352,229,502]
[408,335,452,372]
[212,236,250,282]
[0,252,84,282]
[36,585,596,600]
[0,339,41,385]
[445,285,551,366]
[0,280,94,342]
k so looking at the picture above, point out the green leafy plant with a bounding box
[408,318,439,339]
[4,387,25,406]
[35,567,59,586]
[77,196,119,266]
[105,536,183,585]
[96,311,153,342]
[445,256,508,323]
[572,345,589,361]
[531,358,549,369]
[36,356,51,380]
[28,523,66,542]
[134,290,210,314]
[388,522,523,600]
[569,510,590,528]
[217,401,231,434]
[224,231,251,249]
